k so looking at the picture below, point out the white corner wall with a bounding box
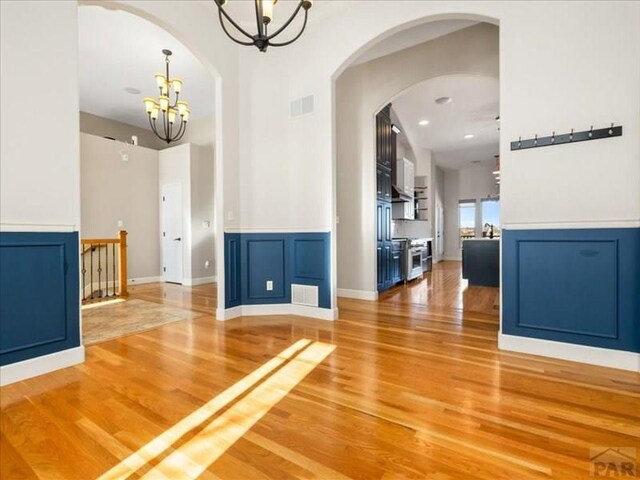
[0,1,80,230]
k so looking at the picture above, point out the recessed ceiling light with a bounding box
[418,120,429,126]
[464,134,475,139]
[435,96,452,105]
[124,87,141,95]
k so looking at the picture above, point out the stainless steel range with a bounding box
[406,238,430,281]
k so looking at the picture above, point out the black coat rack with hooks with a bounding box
[510,124,622,151]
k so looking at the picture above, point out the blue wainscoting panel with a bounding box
[245,238,287,302]
[503,228,640,353]
[0,232,80,366]
[224,234,241,308]
[291,233,331,309]
[224,232,331,310]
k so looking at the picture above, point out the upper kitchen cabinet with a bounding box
[375,105,393,171]
[395,158,414,197]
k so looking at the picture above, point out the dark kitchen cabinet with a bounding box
[377,200,395,292]
[376,106,393,170]
[376,104,397,292]
[376,166,392,201]
[391,241,404,285]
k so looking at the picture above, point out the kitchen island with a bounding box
[462,239,499,287]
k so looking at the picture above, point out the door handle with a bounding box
[174,237,182,241]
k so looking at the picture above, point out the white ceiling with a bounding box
[78,6,214,130]
[351,19,477,66]
[391,75,499,169]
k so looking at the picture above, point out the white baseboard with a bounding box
[0,346,85,386]
[337,288,378,301]
[182,276,216,286]
[498,333,640,372]
[216,304,338,321]
[128,276,162,285]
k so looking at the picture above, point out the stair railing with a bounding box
[80,230,128,304]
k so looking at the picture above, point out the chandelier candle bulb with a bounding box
[158,96,170,112]
[150,107,159,120]
[171,78,183,94]
[168,109,177,124]
[155,73,167,89]
[143,98,156,113]
[183,109,190,122]
[262,0,274,23]
[177,101,188,116]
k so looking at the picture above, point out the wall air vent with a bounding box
[290,95,314,117]
[291,284,319,307]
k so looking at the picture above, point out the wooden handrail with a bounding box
[81,237,121,245]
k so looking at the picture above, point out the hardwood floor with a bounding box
[2,263,639,479]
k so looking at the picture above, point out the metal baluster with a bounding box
[90,244,94,299]
[105,243,109,298]
[112,243,116,297]
[98,244,102,298]
[81,247,86,301]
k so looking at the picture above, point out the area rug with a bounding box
[82,298,199,345]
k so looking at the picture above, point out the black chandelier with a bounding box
[143,49,190,144]
[213,0,313,52]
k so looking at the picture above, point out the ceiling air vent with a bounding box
[290,95,314,118]
[291,284,319,307]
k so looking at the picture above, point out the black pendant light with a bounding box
[213,0,313,52]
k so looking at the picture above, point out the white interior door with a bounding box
[436,200,445,259]
[161,184,183,284]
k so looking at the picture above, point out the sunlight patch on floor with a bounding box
[98,338,334,480]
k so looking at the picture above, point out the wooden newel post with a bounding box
[118,230,128,297]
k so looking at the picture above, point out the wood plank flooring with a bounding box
[1,263,639,479]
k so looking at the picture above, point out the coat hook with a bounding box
[551,131,555,143]
[518,136,522,148]
[609,123,614,135]
[570,128,574,141]
[589,125,593,138]
[534,134,538,146]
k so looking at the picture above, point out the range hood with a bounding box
[392,184,412,202]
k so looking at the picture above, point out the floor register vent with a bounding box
[291,284,319,307]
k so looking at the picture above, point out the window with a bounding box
[459,200,476,244]
[482,199,500,238]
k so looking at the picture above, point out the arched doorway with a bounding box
[332,19,500,312]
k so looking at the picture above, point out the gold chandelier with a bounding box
[143,49,190,144]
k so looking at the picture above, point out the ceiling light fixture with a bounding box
[435,96,452,105]
[464,134,475,139]
[418,120,429,126]
[143,50,190,144]
[213,0,313,52]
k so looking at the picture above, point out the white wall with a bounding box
[334,23,498,293]
[80,133,160,279]
[443,164,499,259]
[0,1,80,230]
[190,145,216,280]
